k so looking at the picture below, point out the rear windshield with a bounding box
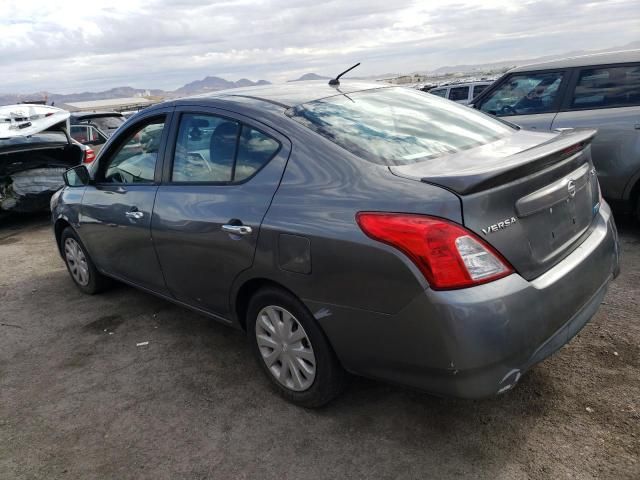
[0,131,68,149]
[85,116,125,134]
[286,87,514,166]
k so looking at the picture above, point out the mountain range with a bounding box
[3,41,637,107]
[425,41,640,75]
[0,76,271,107]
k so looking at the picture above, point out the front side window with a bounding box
[287,87,514,166]
[101,117,165,184]
[449,86,470,102]
[479,71,564,116]
[172,113,280,183]
[571,65,640,109]
[429,89,447,98]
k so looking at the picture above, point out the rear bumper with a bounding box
[312,202,620,398]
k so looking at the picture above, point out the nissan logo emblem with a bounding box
[567,180,577,198]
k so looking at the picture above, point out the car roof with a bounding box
[70,111,125,119]
[180,80,392,109]
[509,49,640,73]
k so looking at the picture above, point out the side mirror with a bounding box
[63,165,91,187]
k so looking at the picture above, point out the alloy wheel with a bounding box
[255,305,316,391]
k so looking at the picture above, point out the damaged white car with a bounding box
[0,105,89,215]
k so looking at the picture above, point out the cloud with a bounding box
[0,0,638,93]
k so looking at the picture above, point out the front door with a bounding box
[476,70,568,130]
[152,109,290,317]
[79,113,171,294]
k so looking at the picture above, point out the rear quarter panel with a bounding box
[232,119,463,316]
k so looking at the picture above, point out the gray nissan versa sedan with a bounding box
[51,81,620,407]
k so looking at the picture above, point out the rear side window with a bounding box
[71,125,106,144]
[479,71,564,116]
[449,86,470,101]
[171,113,279,183]
[287,87,514,166]
[472,84,488,97]
[571,65,640,109]
[91,116,126,135]
[235,128,280,182]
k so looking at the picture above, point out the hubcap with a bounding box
[64,238,90,286]
[255,305,316,392]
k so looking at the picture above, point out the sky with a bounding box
[1,0,639,94]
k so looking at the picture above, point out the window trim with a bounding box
[164,110,282,186]
[559,62,640,112]
[475,69,571,117]
[94,112,171,186]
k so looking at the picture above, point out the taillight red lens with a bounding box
[83,148,96,164]
[356,212,514,290]
[560,142,585,158]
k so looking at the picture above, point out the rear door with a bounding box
[152,107,291,318]
[79,111,172,294]
[551,63,640,201]
[476,70,569,130]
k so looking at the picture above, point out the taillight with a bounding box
[560,142,585,158]
[356,212,514,290]
[83,148,96,164]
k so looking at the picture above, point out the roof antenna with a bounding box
[329,63,361,86]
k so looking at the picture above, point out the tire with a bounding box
[247,286,347,408]
[60,227,111,294]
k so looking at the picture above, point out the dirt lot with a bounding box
[0,214,638,480]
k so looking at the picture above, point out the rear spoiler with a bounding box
[393,129,597,195]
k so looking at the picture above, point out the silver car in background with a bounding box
[428,81,493,105]
[472,50,640,219]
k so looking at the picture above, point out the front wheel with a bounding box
[61,227,111,294]
[247,287,347,407]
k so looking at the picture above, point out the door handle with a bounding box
[125,210,144,220]
[222,224,252,236]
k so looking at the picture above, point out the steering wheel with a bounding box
[500,105,517,115]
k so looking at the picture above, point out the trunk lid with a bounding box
[390,129,600,280]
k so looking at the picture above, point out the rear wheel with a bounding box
[61,227,111,294]
[247,287,347,407]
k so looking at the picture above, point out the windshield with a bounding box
[287,87,514,166]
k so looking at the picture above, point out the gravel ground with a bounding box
[0,213,638,480]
